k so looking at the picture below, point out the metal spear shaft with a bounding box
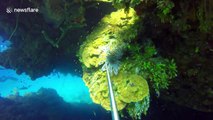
[105,64,120,120]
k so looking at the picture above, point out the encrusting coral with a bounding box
[78,7,177,120]
[79,8,139,68]
[79,7,149,115]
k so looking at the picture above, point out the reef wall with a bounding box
[78,7,177,119]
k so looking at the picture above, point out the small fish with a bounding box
[93,111,96,117]
[18,85,31,90]
[155,92,160,98]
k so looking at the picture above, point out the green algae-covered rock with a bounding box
[94,0,142,9]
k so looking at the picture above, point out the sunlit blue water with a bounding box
[0,65,92,103]
[0,35,111,120]
[0,35,91,103]
[0,36,11,52]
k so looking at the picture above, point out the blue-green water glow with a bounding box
[0,66,92,103]
[0,36,11,52]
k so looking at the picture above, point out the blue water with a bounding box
[0,36,11,52]
[0,35,91,102]
[0,65,113,120]
[0,65,92,104]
